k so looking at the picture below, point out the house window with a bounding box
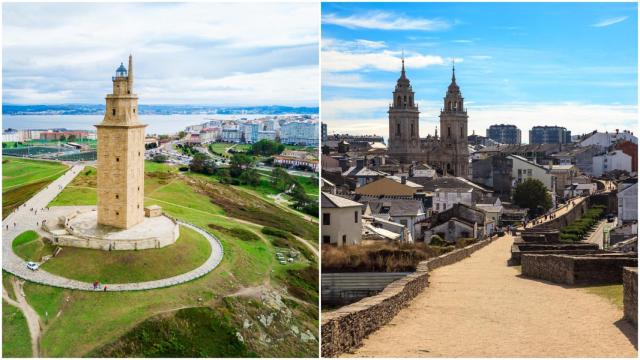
[354,211,358,223]
[436,203,440,211]
[342,235,347,245]
[323,236,331,244]
[400,220,408,227]
[323,213,331,225]
[112,109,116,116]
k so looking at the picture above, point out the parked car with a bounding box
[26,262,39,271]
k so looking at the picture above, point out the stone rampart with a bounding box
[320,237,497,357]
[521,253,638,285]
[623,267,637,327]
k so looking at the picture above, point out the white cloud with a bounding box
[322,98,638,141]
[322,11,450,31]
[453,39,473,44]
[322,73,385,89]
[592,16,628,28]
[2,3,319,105]
[323,50,447,72]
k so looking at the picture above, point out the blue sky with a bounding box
[322,2,638,141]
[3,3,319,106]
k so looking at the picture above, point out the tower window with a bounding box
[137,204,140,209]
[112,109,116,116]
[448,127,451,137]
[116,157,120,162]
[138,186,140,191]
[461,126,464,137]
[138,151,141,156]
[397,96,401,106]
[115,211,119,216]
[115,194,119,199]
[397,123,401,136]
[411,123,415,137]
[133,108,136,113]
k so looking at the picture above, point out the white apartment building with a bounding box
[592,151,633,177]
[433,187,474,212]
[321,192,363,247]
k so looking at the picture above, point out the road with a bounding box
[351,233,637,357]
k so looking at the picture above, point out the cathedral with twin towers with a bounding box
[388,58,469,178]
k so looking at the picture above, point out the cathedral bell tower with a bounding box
[95,55,147,229]
[388,55,420,163]
[439,62,469,177]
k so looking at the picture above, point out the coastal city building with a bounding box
[486,124,521,144]
[529,126,572,145]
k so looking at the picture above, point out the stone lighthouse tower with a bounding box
[95,55,146,229]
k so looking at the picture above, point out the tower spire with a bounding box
[451,58,456,82]
[128,54,134,92]
[400,49,406,79]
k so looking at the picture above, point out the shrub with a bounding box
[429,235,446,246]
[261,227,293,240]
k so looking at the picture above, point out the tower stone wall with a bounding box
[95,55,147,229]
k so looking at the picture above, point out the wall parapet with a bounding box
[320,236,498,357]
[623,267,637,327]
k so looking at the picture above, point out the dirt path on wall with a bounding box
[350,234,637,358]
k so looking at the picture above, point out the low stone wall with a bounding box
[623,267,637,327]
[509,242,600,265]
[321,237,497,357]
[521,253,638,285]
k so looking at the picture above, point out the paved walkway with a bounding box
[351,234,637,357]
[2,166,224,291]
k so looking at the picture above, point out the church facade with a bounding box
[388,59,469,178]
[95,55,147,229]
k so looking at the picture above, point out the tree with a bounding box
[68,134,77,142]
[152,154,168,163]
[271,167,293,192]
[230,153,254,177]
[189,153,208,173]
[59,135,67,142]
[178,131,187,140]
[250,139,285,156]
[239,168,261,186]
[513,178,553,217]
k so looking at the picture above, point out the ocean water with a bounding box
[2,114,279,135]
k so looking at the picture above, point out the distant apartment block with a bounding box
[529,126,571,144]
[280,120,318,146]
[486,124,521,144]
[321,122,328,142]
